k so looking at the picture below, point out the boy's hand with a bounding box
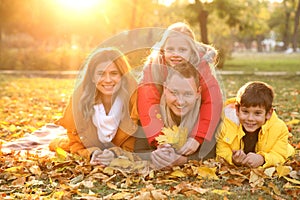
[177,137,200,156]
[242,153,264,168]
[232,150,247,166]
[90,149,115,166]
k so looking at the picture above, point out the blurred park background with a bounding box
[0,0,299,72]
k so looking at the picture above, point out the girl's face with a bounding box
[93,61,122,98]
[164,74,200,117]
[236,105,272,133]
[163,35,192,67]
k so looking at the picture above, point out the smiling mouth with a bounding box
[102,85,114,89]
[176,105,184,109]
[245,123,256,127]
[170,58,182,63]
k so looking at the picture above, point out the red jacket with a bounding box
[138,59,223,146]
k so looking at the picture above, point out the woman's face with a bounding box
[163,35,192,67]
[93,61,122,98]
[164,74,200,117]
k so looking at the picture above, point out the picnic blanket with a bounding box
[0,124,67,156]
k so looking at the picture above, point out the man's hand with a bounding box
[90,149,115,166]
[151,144,187,169]
[242,153,264,168]
[232,149,247,166]
[177,137,200,156]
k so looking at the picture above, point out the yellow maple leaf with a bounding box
[170,169,186,178]
[196,166,219,180]
[111,192,132,199]
[55,147,68,160]
[109,157,133,168]
[276,165,291,178]
[155,125,188,150]
[286,119,300,125]
[212,189,233,195]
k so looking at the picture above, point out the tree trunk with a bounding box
[292,0,300,52]
[283,0,291,50]
[256,35,264,52]
[198,9,209,44]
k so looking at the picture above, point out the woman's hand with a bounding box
[90,149,115,166]
[232,149,247,166]
[177,137,200,156]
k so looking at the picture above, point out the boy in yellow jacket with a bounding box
[216,81,294,168]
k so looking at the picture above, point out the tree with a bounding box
[292,0,300,52]
[184,0,245,68]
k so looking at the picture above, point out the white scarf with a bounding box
[92,96,123,143]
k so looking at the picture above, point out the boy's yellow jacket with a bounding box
[49,92,139,160]
[216,98,295,168]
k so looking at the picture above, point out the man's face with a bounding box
[236,105,272,133]
[164,74,200,118]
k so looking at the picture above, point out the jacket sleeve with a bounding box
[257,121,294,168]
[53,97,100,160]
[191,60,223,143]
[216,119,235,165]
[137,63,164,146]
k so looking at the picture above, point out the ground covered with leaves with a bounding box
[0,74,300,199]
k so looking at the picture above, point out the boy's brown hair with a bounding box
[235,81,274,112]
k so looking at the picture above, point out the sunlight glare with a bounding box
[57,0,99,11]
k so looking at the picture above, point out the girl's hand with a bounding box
[232,149,247,166]
[90,149,115,166]
[242,153,264,168]
[177,137,200,156]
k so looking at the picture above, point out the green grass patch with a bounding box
[224,52,300,72]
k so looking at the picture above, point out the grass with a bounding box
[223,52,300,72]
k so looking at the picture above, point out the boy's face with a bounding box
[235,105,272,133]
[163,35,192,67]
[164,74,200,118]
